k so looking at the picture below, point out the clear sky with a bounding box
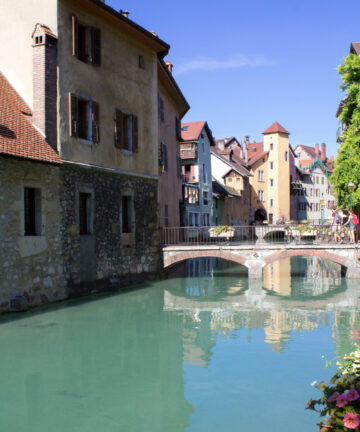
[107,0,360,157]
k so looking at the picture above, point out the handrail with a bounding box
[159,224,352,246]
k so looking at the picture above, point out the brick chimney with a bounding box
[321,143,326,161]
[314,143,320,157]
[243,136,249,164]
[32,24,58,152]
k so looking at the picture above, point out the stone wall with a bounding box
[60,164,161,297]
[0,157,65,312]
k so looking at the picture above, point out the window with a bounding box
[285,151,288,161]
[227,177,233,182]
[194,213,199,226]
[158,94,164,122]
[270,143,273,150]
[270,162,274,169]
[258,170,264,182]
[310,189,313,196]
[115,109,138,152]
[121,195,134,233]
[72,15,101,66]
[316,176,319,184]
[321,177,324,185]
[270,179,274,187]
[236,177,241,182]
[79,192,92,235]
[203,164,207,183]
[202,142,205,152]
[203,191,208,205]
[138,55,145,69]
[203,213,210,226]
[24,187,41,236]
[184,185,199,204]
[258,190,264,202]
[270,198,273,207]
[69,94,100,142]
[159,142,168,172]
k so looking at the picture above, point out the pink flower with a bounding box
[336,393,349,407]
[347,388,360,402]
[328,392,339,403]
[343,413,359,429]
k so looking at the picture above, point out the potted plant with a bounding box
[209,225,235,238]
[306,348,360,431]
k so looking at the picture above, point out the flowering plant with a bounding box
[209,225,234,235]
[307,348,360,430]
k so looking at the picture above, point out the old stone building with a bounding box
[0,0,179,310]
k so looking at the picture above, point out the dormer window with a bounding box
[72,15,101,66]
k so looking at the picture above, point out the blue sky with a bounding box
[108,0,360,157]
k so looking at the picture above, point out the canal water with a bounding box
[0,256,360,432]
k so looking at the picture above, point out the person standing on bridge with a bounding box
[331,208,342,243]
[344,209,358,243]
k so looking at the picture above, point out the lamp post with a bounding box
[348,181,355,210]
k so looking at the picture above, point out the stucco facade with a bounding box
[157,61,189,227]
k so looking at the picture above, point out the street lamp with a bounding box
[348,181,355,210]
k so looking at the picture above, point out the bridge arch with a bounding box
[263,249,349,268]
[163,249,248,269]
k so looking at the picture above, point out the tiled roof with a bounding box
[248,142,263,154]
[262,122,289,135]
[248,151,269,167]
[351,42,360,55]
[181,121,206,141]
[0,72,61,164]
[296,144,317,159]
[211,147,251,177]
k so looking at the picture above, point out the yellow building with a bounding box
[248,122,292,224]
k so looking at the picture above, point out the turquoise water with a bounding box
[0,256,360,431]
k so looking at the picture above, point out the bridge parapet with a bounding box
[162,244,360,280]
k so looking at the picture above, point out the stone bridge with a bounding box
[162,244,360,279]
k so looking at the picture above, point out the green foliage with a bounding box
[307,348,360,430]
[209,225,234,235]
[331,54,360,211]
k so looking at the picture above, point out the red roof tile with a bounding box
[32,23,57,39]
[262,122,289,135]
[181,121,206,141]
[0,72,61,164]
[351,42,360,55]
[248,151,269,167]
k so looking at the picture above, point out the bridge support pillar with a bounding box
[246,260,265,280]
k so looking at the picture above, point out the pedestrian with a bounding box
[344,209,359,243]
[331,207,342,243]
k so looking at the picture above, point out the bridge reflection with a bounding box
[164,257,360,357]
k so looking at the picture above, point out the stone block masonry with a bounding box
[0,157,66,312]
[60,165,161,298]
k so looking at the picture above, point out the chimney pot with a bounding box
[165,60,173,73]
[122,10,130,18]
[315,143,319,156]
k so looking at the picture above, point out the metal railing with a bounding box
[160,224,356,246]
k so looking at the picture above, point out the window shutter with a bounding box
[92,101,100,143]
[91,27,101,66]
[132,115,138,152]
[164,144,168,171]
[72,15,78,57]
[177,155,182,179]
[69,93,78,137]
[115,109,123,148]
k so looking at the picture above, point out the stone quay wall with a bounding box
[0,157,66,312]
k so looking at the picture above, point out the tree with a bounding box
[331,53,360,210]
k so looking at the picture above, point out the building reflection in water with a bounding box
[165,256,360,361]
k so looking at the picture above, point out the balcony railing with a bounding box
[180,143,198,160]
[160,224,352,246]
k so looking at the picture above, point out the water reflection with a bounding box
[165,257,360,356]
